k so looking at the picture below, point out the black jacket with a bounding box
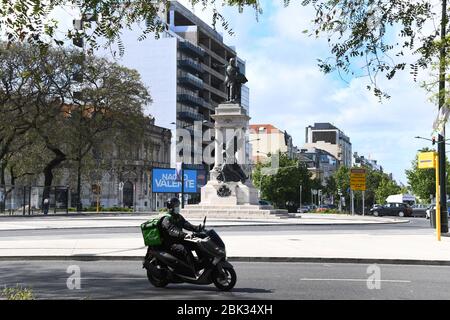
[160,213,200,245]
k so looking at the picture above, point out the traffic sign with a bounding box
[418,151,436,169]
[350,168,366,191]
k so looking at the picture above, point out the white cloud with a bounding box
[193,0,443,184]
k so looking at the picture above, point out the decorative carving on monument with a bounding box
[217,184,232,197]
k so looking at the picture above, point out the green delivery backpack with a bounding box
[140,214,170,246]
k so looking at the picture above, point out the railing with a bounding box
[178,41,205,59]
[178,73,204,90]
[177,93,206,108]
[178,59,203,74]
[178,111,204,122]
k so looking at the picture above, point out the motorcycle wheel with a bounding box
[146,260,169,288]
[212,266,237,291]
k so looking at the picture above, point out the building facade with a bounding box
[66,118,172,211]
[297,147,339,185]
[353,152,383,171]
[113,1,248,171]
[249,124,295,163]
[304,123,352,168]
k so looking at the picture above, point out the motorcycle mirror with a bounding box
[203,216,207,227]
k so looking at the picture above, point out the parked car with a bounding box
[259,200,272,206]
[297,205,311,213]
[369,202,413,217]
[411,204,430,218]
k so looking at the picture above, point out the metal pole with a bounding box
[438,0,449,233]
[362,191,365,216]
[22,186,26,216]
[28,186,31,215]
[299,185,302,211]
[96,186,100,213]
[66,187,69,214]
[436,152,441,241]
[351,189,355,216]
[181,162,185,209]
[54,187,57,214]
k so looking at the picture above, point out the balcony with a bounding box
[177,93,206,108]
[178,111,204,122]
[178,73,204,91]
[178,59,203,75]
[178,41,205,59]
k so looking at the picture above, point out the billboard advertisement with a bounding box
[152,168,198,193]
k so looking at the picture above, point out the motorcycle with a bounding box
[142,217,237,291]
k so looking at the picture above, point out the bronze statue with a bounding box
[216,151,248,184]
[214,57,248,103]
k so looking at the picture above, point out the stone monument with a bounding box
[182,58,288,218]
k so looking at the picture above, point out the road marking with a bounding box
[300,278,411,283]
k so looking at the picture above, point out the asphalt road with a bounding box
[1,260,449,300]
[0,217,432,239]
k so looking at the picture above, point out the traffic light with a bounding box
[432,136,436,145]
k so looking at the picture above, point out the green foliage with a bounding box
[0,0,439,98]
[326,164,401,207]
[374,176,401,204]
[0,41,151,198]
[1,285,35,300]
[405,147,450,202]
[252,153,312,208]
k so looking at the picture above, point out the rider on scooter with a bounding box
[160,197,203,275]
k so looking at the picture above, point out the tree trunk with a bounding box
[42,149,66,205]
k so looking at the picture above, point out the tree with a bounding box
[0,41,151,204]
[374,176,401,204]
[252,153,312,209]
[0,1,442,98]
[405,147,450,202]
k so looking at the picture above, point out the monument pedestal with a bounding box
[182,102,289,219]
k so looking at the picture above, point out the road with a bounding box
[1,260,449,299]
[0,216,431,239]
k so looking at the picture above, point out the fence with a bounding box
[0,185,69,215]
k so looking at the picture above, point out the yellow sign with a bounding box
[418,152,436,169]
[350,168,366,191]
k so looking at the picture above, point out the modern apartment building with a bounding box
[353,152,383,172]
[303,123,352,168]
[297,147,339,185]
[113,1,249,170]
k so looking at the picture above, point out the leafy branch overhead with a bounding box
[0,0,446,98]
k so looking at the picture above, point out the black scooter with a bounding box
[143,217,237,291]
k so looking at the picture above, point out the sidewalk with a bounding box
[0,213,406,231]
[0,214,448,265]
[0,229,449,265]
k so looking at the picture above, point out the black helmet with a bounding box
[167,197,180,209]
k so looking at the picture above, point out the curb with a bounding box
[0,212,159,218]
[0,255,449,266]
[0,219,410,232]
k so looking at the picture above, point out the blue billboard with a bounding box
[152,168,198,193]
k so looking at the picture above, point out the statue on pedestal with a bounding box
[213,57,248,103]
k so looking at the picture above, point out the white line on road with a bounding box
[300,278,411,283]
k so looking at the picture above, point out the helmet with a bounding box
[167,197,180,210]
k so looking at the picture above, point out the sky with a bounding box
[173,0,443,185]
[47,0,444,185]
